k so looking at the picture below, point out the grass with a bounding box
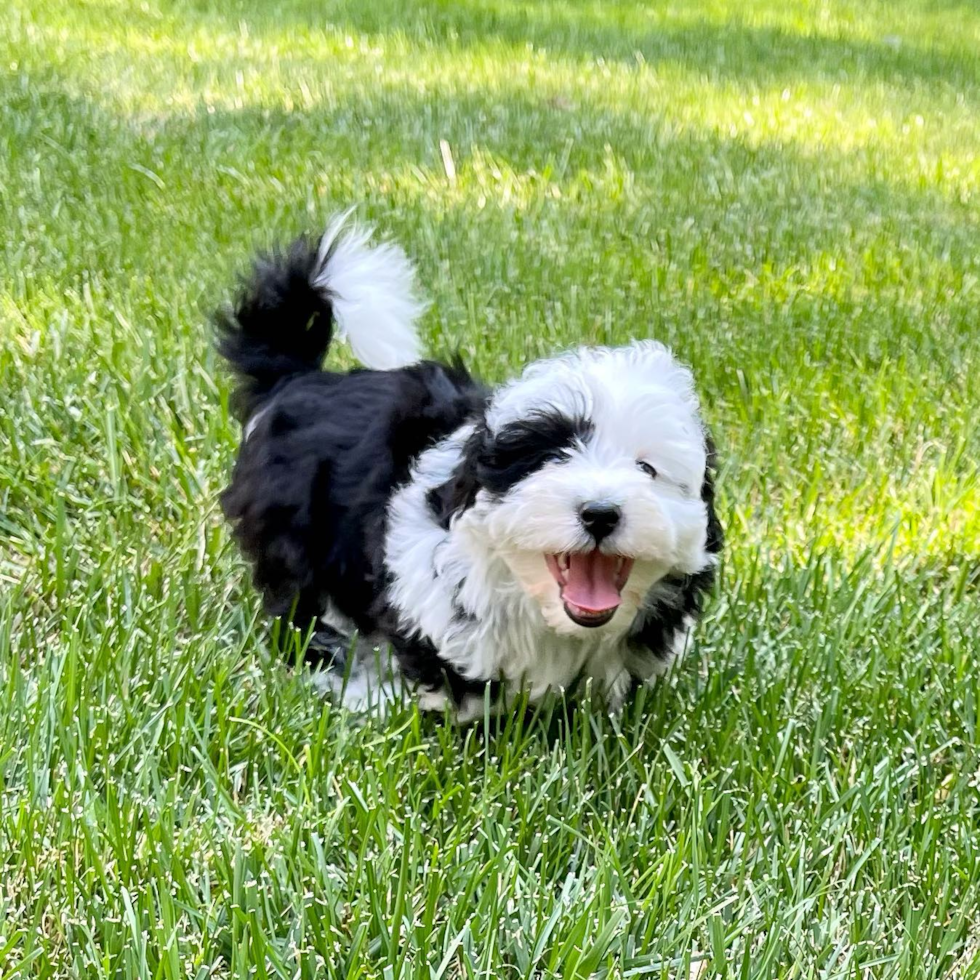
[2,0,980,975]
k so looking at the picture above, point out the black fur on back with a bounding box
[221,363,487,632]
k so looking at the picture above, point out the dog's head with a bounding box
[429,341,721,637]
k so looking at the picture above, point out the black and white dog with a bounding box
[218,213,722,719]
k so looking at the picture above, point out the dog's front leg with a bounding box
[582,656,633,714]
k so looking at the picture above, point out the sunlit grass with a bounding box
[2,0,980,976]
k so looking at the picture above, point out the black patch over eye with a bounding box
[427,411,594,530]
[479,412,594,496]
[638,461,658,479]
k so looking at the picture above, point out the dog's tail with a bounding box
[216,211,426,419]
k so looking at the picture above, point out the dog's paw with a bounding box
[309,641,405,715]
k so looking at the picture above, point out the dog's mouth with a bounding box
[545,552,634,628]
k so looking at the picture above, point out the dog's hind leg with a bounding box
[309,637,406,715]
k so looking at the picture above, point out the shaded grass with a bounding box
[2,0,980,977]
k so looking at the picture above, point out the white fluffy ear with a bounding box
[311,210,427,370]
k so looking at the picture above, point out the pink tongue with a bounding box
[562,552,622,613]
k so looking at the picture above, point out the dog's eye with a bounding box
[637,461,658,479]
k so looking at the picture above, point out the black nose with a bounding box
[580,502,621,543]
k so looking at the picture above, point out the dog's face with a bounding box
[434,342,717,637]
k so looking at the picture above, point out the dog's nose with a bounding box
[579,502,621,543]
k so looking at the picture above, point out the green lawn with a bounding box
[2,0,980,976]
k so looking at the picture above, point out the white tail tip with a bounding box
[311,211,426,370]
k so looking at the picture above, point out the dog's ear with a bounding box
[426,424,486,530]
[627,567,715,667]
[701,433,724,555]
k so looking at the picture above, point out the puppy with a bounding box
[217,213,722,719]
